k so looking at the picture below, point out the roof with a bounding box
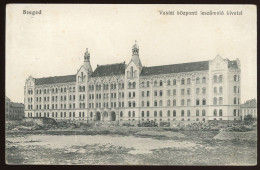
[241,99,257,108]
[91,63,126,77]
[227,60,238,69]
[35,75,76,85]
[141,61,209,76]
[10,102,24,108]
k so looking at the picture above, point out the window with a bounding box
[214,75,217,83]
[214,109,217,116]
[167,100,170,106]
[196,99,200,105]
[159,100,162,106]
[128,111,131,117]
[142,101,144,107]
[202,110,206,116]
[154,81,157,86]
[219,109,223,116]
[133,111,135,117]
[181,110,184,117]
[181,89,185,95]
[187,110,191,117]
[147,91,150,97]
[202,99,206,105]
[196,88,200,94]
[187,78,191,84]
[202,77,206,83]
[147,101,150,107]
[173,79,176,85]
[159,111,162,117]
[141,111,144,117]
[196,77,200,84]
[154,111,157,117]
[187,88,191,95]
[218,75,223,83]
[214,87,217,94]
[167,89,171,96]
[219,97,223,105]
[187,99,191,106]
[234,97,236,104]
[159,80,163,86]
[167,110,170,117]
[147,111,150,117]
[173,100,176,106]
[234,86,237,93]
[213,97,217,105]
[167,80,171,86]
[181,78,185,85]
[159,90,163,96]
[219,87,223,94]
[173,110,176,117]
[147,81,150,87]
[181,99,185,106]
[154,100,157,107]
[234,75,237,81]
[196,110,199,116]
[154,90,157,96]
[233,109,236,116]
[173,89,176,95]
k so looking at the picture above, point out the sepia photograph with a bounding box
[5,4,257,165]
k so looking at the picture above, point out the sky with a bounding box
[6,4,257,103]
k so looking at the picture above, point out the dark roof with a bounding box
[141,61,209,76]
[227,60,238,69]
[10,102,24,108]
[35,75,76,85]
[241,99,257,108]
[91,63,126,77]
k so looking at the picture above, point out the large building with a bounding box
[241,99,257,120]
[24,42,241,123]
[6,96,25,120]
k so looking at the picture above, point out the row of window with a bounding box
[28,89,33,95]
[36,87,75,94]
[35,95,77,102]
[213,75,223,83]
[35,103,76,110]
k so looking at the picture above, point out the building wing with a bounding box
[35,75,76,85]
[91,63,126,77]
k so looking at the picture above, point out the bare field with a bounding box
[5,128,257,165]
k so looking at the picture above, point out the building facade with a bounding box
[241,99,257,120]
[24,42,241,123]
[6,96,25,120]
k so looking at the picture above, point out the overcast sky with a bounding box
[6,4,256,103]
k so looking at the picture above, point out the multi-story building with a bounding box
[24,42,241,122]
[5,96,25,120]
[241,99,257,120]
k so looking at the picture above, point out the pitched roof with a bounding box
[241,99,257,108]
[227,60,238,69]
[35,75,76,85]
[140,61,209,76]
[10,102,24,108]
[91,63,126,77]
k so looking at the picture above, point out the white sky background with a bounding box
[6,4,256,103]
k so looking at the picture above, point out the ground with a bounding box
[5,126,257,165]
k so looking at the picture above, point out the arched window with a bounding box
[219,97,223,105]
[128,111,131,117]
[181,110,185,117]
[130,66,133,77]
[167,100,170,106]
[234,86,237,93]
[167,80,171,86]
[142,111,144,117]
[133,111,135,117]
[173,100,176,106]
[234,75,237,81]
[159,111,162,117]
[202,110,206,116]
[187,110,191,117]
[202,99,206,105]
[154,100,157,107]
[214,75,217,83]
[187,88,191,95]
[202,87,206,94]
[181,78,185,85]
[187,78,191,84]
[154,111,157,117]
[202,77,206,83]
[154,81,157,86]
[187,99,191,106]
[218,75,223,83]
[181,99,185,106]
[147,81,150,87]
[133,101,136,107]
[133,82,136,88]
[233,109,236,116]
[173,110,176,117]
[147,111,150,117]
[234,97,236,104]
[213,97,217,105]
[214,109,217,116]
[128,82,131,88]
[173,79,176,85]
[219,109,223,116]
[219,87,223,94]
[167,110,170,117]
[196,77,200,84]
[196,99,200,105]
